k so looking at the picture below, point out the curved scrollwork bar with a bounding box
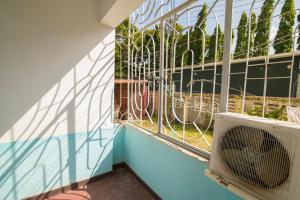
[162,3,219,148]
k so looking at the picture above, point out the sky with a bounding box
[132,0,300,32]
[131,0,300,53]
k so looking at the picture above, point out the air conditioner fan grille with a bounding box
[219,126,290,189]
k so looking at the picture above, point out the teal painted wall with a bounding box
[113,126,125,164]
[0,124,240,200]
[0,126,120,200]
[123,125,241,200]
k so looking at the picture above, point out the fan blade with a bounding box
[255,150,290,188]
[240,126,265,148]
[221,149,257,181]
[221,126,264,150]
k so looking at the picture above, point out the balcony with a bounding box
[1,0,300,200]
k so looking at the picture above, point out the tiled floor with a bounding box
[45,167,157,200]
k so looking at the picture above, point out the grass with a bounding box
[133,116,213,152]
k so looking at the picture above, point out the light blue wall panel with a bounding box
[113,127,125,164]
[0,127,118,200]
[123,125,241,200]
[0,123,241,200]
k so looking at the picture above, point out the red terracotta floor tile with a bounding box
[45,167,156,200]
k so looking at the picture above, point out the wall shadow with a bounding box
[0,28,118,200]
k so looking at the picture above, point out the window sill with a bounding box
[124,122,210,164]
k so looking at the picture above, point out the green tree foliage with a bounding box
[234,12,257,59]
[206,24,224,62]
[253,0,274,57]
[166,19,184,69]
[152,24,161,51]
[297,12,300,50]
[273,0,296,54]
[247,105,287,120]
[174,32,188,67]
[188,4,209,65]
[234,12,248,59]
[150,25,161,70]
[115,19,131,78]
[115,19,145,78]
[115,19,160,79]
[115,43,123,78]
[250,12,257,57]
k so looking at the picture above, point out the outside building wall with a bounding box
[297,74,300,98]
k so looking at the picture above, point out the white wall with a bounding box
[0,0,116,142]
[0,1,146,199]
[98,0,144,27]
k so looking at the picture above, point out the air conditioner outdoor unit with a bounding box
[206,112,300,200]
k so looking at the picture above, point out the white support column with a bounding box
[127,19,131,120]
[158,20,165,134]
[220,0,233,112]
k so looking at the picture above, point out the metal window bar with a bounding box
[114,0,300,156]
